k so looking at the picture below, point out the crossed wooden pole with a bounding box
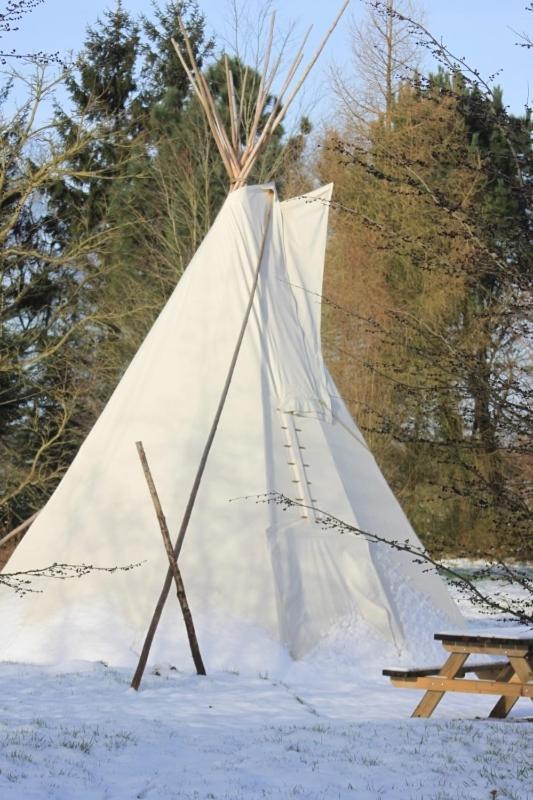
[134,442,206,681]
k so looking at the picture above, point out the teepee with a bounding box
[0,5,462,670]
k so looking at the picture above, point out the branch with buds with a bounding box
[1,560,143,595]
[250,492,533,626]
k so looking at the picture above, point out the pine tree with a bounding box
[54,0,141,229]
[140,0,213,131]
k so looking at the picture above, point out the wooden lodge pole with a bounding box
[133,441,206,683]
[130,195,274,691]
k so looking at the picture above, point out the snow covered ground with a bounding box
[0,579,531,799]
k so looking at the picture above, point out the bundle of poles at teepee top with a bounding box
[171,1,349,190]
[130,2,350,690]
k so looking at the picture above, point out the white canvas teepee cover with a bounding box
[0,183,462,667]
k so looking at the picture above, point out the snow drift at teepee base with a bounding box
[0,183,463,673]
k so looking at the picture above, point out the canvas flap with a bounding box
[257,185,334,420]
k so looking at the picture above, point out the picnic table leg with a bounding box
[488,664,517,719]
[527,654,533,705]
[488,657,533,719]
[412,651,468,719]
[509,655,533,684]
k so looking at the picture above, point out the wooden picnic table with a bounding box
[383,631,533,719]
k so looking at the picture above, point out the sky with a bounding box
[3,0,532,119]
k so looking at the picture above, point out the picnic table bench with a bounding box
[383,631,533,718]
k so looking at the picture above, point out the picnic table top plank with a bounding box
[435,632,533,648]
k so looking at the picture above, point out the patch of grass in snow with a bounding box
[60,736,93,754]
[286,742,302,752]
[104,730,137,750]
[361,755,383,767]
[515,762,532,780]
[0,730,51,749]
[364,779,387,795]
[57,724,137,755]
[309,724,329,733]
[59,724,99,755]
[3,771,25,783]
[8,750,33,763]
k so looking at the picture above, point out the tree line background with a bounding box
[1,0,531,563]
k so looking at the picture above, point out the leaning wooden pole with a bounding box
[130,192,274,691]
[135,441,206,681]
[172,1,349,190]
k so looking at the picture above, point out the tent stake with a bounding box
[130,194,274,691]
[132,441,206,688]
